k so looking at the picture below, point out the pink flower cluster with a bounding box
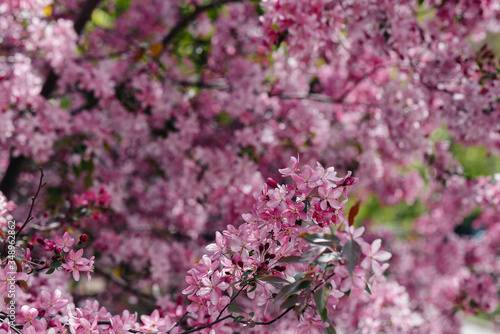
[183,157,391,330]
[73,188,112,208]
[36,231,94,281]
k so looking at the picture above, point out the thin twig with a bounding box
[254,306,294,325]
[94,267,155,303]
[215,287,243,322]
[98,314,235,334]
[179,315,234,334]
[15,168,46,238]
[166,311,188,334]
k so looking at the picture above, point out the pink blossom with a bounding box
[361,239,392,276]
[55,232,75,253]
[39,289,69,315]
[62,249,94,281]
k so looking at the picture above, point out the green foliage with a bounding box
[451,144,500,178]
[352,196,426,231]
[172,29,212,72]
[91,8,115,29]
[314,283,332,322]
[275,277,312,302]
[115,0,132,14]
[227,304,245,314]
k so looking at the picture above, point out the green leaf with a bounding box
[13,259,23,273]
[18,280,28,292]
[227,304,245,314]
[215,111,232,126]
[49,261,62,268]
[242,270,253,279]
[60,97,71,109]
[233,315,245,323]
[299,233,340,247]
[279,294,298,311]
[294,290,311,316]
[81,155,95,190]
[275,278,312,302]
[365,283,372,295]
[91,8,115,29]
[46,268,55,275]
[316,251,342,263]
[323,319,337,334]
[278,247,323,263]
[259,276,290,285]
[314,284,332,323]
[248,282,258,293]
[343,240,361,275]
[278,255,306,263]
[116,0,132,13]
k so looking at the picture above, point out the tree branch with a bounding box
[15,168,45,239]
[0,155,24,198]
[160,0,243,51]
[94,266,156,306]
[254,306,294,325]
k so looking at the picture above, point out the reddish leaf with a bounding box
[348,200,361,226]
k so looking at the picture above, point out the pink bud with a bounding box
[79,234,88,243]
[266,177,278,188]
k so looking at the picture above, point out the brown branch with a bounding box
[94,299,294,333]
[174,80,230,91]
[180,315,234,334]
[254,306,294,325]
[0,155,24,198]
[98,315,235,334]
[336,65,386,102]
[15,168,46,238]
[271,65,386,104]
[273,92,342,103]
[167,311,188,334]
[94,266,156,307]
[160,0,243,51]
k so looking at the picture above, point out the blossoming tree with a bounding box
[1,0,500,333]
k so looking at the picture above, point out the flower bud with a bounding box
[36,238,45,245]
[27,242,34,250]
[79,234,88,244]
[266,177,278,188]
